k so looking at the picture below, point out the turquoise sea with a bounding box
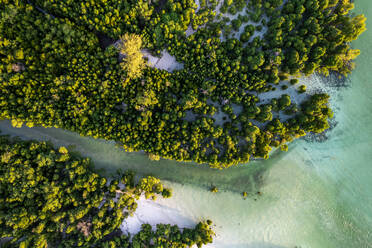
[1,1,372,247]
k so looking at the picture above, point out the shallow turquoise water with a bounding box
[1,1,372,247]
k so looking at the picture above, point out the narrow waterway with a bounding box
[1,1,372,247]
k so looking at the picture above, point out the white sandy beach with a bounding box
[121,193,215,248]
[121,196,195,234]
[116,2,340,242]
[12,2,347,247]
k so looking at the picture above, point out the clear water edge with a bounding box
[1,1,372,247]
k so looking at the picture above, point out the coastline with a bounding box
[121,195,196,235]
[2,1,371,247]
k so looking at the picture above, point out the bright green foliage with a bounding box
[132,222,214,248]
[96,222,214,248]
[210,186,218,193]
[0,135,197,248]
[0,0,365,168]
[298,93,334,133]
[119,33,146,80]
[31,0,198,52]
[148,152,161,161]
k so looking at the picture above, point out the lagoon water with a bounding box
[1,1,372,247]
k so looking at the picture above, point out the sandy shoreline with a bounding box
[121,185,218,248]
[117,2,338,243]
[121,196,195,234]
[6,2,347,247]
[121,193,215,248]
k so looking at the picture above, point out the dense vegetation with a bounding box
[0,135,214,247]
[0,0,366,168]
